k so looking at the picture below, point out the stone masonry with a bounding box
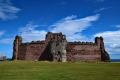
[12,32,110,62]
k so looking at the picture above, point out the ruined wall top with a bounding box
[14,32,104,46]
[20,40,45,46]
[45,32,67,43]
[14,35,23,45]
[68,36,104,46]
[15,35,22,41]
[67,41,96,45]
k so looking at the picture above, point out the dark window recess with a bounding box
[56,42,59,46]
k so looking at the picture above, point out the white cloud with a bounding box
[19,22,39,32]
[94,30,120,54]
[0,38,13,44]
[18,22,47,42]
[0,31,5,37]
[49,14,100,41]
[0,0,20,20]
[110,44,119,48]
[94,7,112,13]
[18,14,100,42]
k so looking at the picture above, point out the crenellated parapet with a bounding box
[67,37,104,46]
[20,40,45,46]
[68,41,96,45]
[30,40,45,44]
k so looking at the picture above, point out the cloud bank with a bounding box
[19,14,100,42]
[49,14,100,41]
[94,30,120,54]
[0,0,20,20]
[18,22,47,42]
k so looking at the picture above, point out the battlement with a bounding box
[68,41,97,45]
[20,40,45,46]
[30,40,45,44]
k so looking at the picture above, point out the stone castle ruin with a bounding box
[12,32,110,62]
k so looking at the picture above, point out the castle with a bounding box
[12,32,110,62]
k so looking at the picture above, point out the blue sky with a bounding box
[0,0,120,59]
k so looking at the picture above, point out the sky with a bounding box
[0,0,120,59]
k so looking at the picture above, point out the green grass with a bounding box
[0,61,120,80]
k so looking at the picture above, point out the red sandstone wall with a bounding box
[18,45,26,60]
[25,43,45,60]
[66,44,101,62]
[18,43,50,61]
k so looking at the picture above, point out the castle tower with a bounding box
[12,35,22,60]
[95,36,110,62]
[95,37,101,47]
[99,37,110,62]
[49,32,67,62]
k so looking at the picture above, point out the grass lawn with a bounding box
[0,61,120,80]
